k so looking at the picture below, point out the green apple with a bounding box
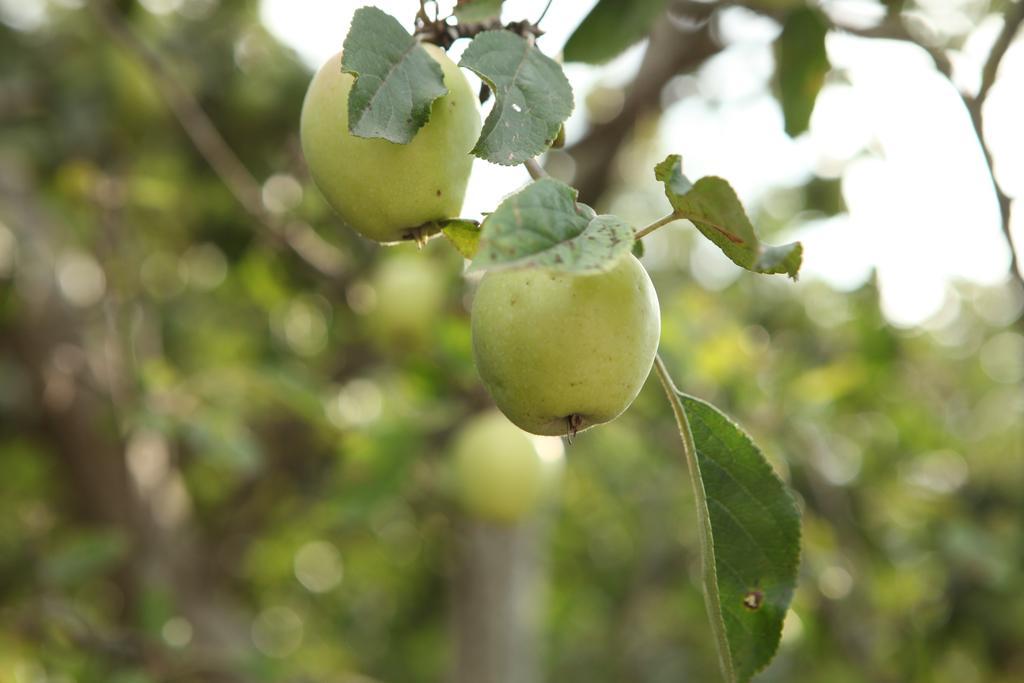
[452,410,546,523]
[300,45,481,243]
[369,251,447,346]
[471,254,661,436]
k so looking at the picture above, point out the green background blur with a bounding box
[1,2,1022,682]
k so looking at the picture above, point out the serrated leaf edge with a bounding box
[680,392,803,678]
[460,30,574,166]
[340,7,447,144]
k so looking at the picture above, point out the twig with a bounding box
[977,2,1024,102]
[415,11,544,49]
[89,0,347,278]
[828,13,953,76]
[524,158,548,181]
[535,0,554,26]
[969,2,1024,282]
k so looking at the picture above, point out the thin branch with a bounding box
[535,0,554,26]
[829,14,953,76]
[635,212,680,239]
[89,0,347,278]
[970,2,1024,282]
[524,157,548,180]
[416,10,544,48]
[977,1,1024,102]
[652,354,735,683]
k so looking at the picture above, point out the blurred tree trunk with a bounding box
[0,160,250,673]
[451,518,549,683]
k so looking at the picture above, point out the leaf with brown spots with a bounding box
[655,155,803,279]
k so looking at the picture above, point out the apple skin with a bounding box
[452,410,545,523]
[471,255,661,436]
[300,45,481,243]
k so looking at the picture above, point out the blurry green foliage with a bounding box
[0,3,1021,683]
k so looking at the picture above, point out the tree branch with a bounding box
[88,0,347,278]
[558,11,722,205]
[969,2,1024,282]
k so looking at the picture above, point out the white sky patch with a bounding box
[261,1,1022,328]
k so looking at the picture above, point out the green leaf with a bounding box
[455,0,503,23]
[682,393,801,681]
[654,155,803,279]
[654,357,801,682]
[776,7,830,137]
[470,178,634,272]
[341,6,448,144]
[551,123,566,149]
[563,0,670,64]
[632,238,645,258]
[804,175,846,216]
[440,218,482,259]
[459,31,574,165]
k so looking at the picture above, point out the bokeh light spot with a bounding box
[326,379,383,428]
[262,173,303,214]
[294,540,345,593]
[251,606,304,658]
[162,616,193,648]
[56,249,106,308]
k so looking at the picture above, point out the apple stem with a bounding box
[524,158,548,181]
[635,212,681,240]
[565,414,583,443]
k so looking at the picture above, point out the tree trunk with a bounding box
[451,517,549,683]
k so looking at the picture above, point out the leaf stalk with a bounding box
[524,158,548,180]
[653,354,736,683]
[634,213,679,240]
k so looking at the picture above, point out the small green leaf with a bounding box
[341,6,448,144]
[804,175,846,216]
[551,124,566,149]
[632,238,645,258]
[470,178,634,272]
[680,393,801,682]
[441,219,482,259]
[654,155,803,279]
[455,0,503,23]
[459,31,574,165]
[563,0,670,64]
[776,7,830,137]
